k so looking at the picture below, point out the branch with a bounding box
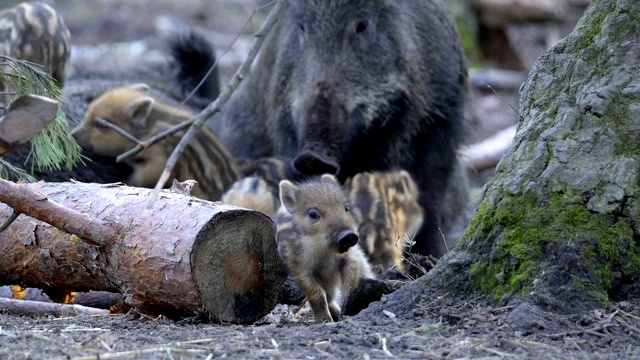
[0,178,120,247]
[116,120,191,163]
[95,117,142,146]
[115,1,278,164]
[146,0,285,208]
[0,297,110,317]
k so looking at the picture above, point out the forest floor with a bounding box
[2,0,639,359]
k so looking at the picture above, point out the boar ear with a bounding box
[127,96,155,128]
[129,83,151,93]
[320,174,338,184]
[279,180,299,212]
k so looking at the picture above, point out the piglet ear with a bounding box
[127,96,155,128]
[397,170,419,198]
[129,83,151,93]
[320,173,338,184]
[279,180,299,212]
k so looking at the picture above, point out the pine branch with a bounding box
[0,158,36,182]
[0,56,82,177]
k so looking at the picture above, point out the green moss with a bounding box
[455,19,481,68]
[464,189,640,303]
[458,0,640,305]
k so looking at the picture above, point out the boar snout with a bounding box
[293,143,340,175]
[336,230,359,253]
[292,82,347,176]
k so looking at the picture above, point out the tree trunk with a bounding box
[0,181,286,323]
[426,0,640,313]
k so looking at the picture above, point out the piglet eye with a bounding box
[299,23,306,32]
[345,205,350,212]
[355,21,367,34]
[308,208,321,221]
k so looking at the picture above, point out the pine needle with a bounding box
[0,158,36,182]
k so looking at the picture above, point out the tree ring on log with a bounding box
[192,209,286,324]
[223,252,260,294]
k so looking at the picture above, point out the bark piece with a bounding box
[0,95,58,156]
[0,181,287,323]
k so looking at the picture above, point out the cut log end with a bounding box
[192,209,287,324]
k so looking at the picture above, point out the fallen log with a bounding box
[0,180,287,324]
[461,125,516,173]
[473,0,564,28]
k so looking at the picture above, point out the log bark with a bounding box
[0,181,287,323]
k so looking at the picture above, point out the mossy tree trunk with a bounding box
[432,0,640,312]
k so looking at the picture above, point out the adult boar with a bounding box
[212,0,469,257]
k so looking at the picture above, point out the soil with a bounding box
[2,1,640,359]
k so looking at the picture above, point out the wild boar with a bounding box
[212,0,469,257]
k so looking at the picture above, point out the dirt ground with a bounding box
[3,0,640,359]
[2,280,640,359]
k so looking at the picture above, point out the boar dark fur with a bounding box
[212,0,469,257]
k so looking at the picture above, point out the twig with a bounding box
[95,117,142,146]
[146,0,285,209]
[487,305,517,313]
[376,333,395,358]
[486,84,523,121]
[313,340,332,357]
[0,179,119,247]
[613,306,640,322]
[116,120,191,162]
[0,209,19,232]
[476,345,516,357]
[438,227,449,253]
[116,1,276,164]
[0,298,109,317]
[100,340,113,352]
[175,338,216,345]
[524,35,545,55]
[165,0,277,124]
[565,337,589,360]
[513,338,551,349]
[546,322,612,340]
[615,317,640,335]
[70,347,208,360]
